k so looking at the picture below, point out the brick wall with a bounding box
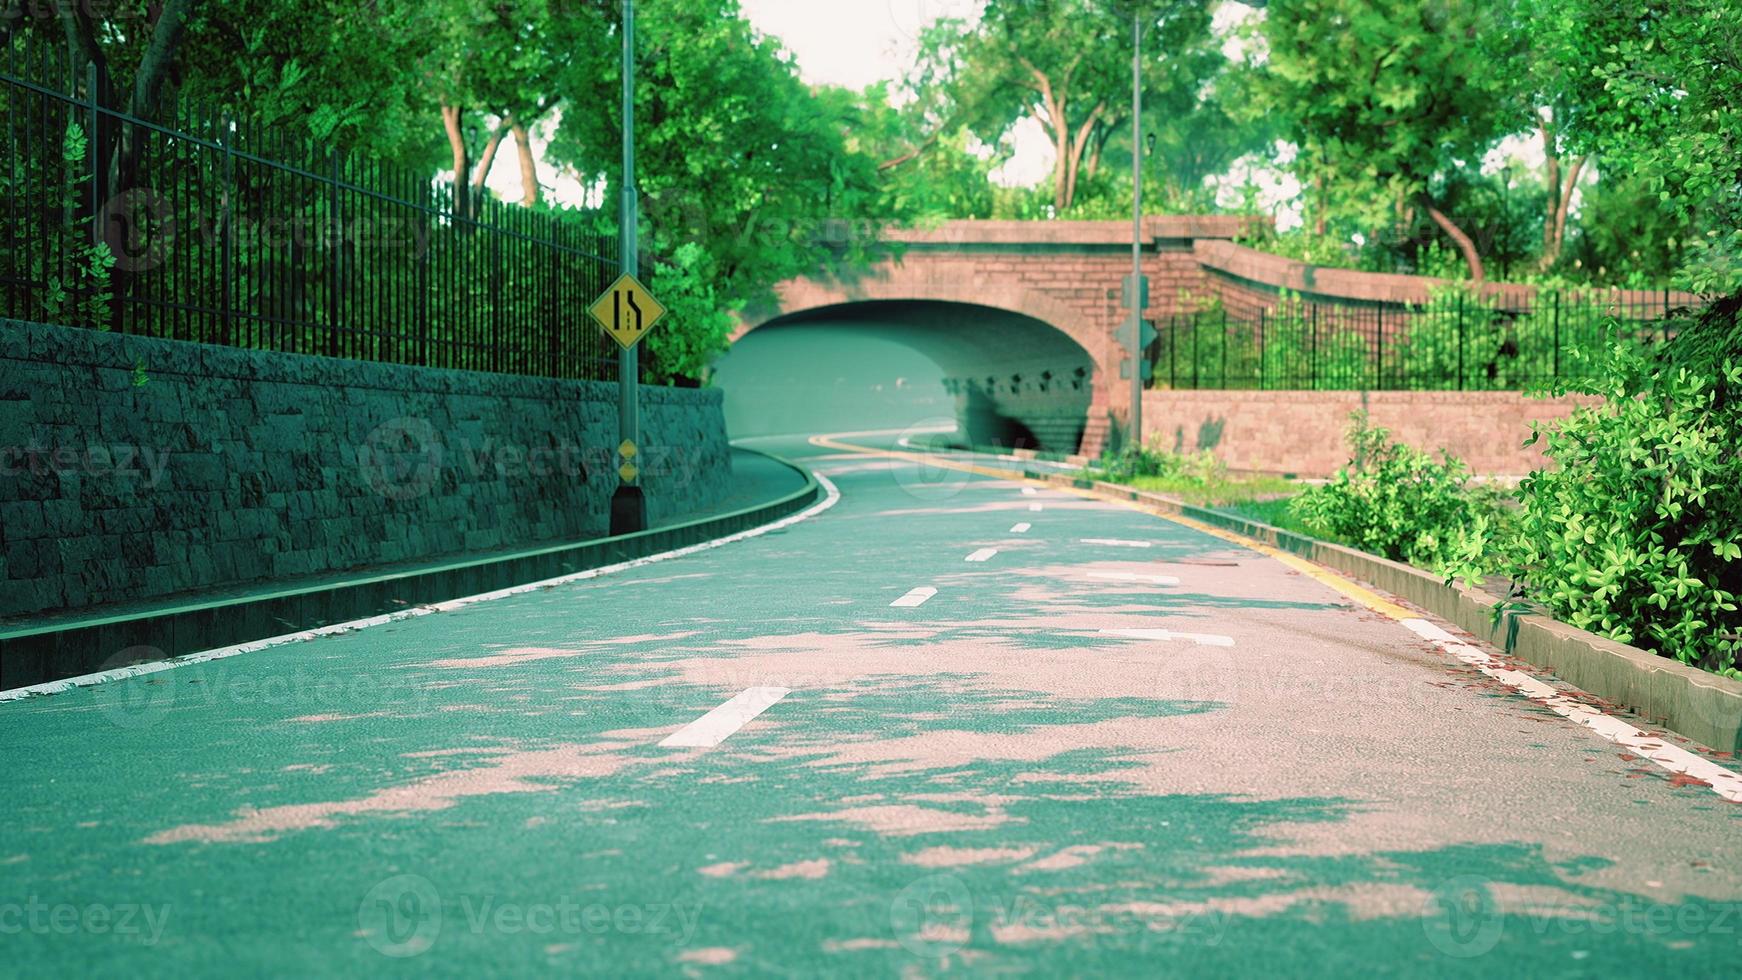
[1142,389,1602,477]
[0,319,732,620]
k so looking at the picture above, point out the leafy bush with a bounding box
[1290,411,1501,574]
[645,242,739,387]
[1097,440,1226,486]
[1494,299,1741,676]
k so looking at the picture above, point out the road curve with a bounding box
[2,430,1739,975]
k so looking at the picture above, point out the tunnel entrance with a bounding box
[714,300,1096,453]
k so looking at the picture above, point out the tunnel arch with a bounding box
[727,291,1098,452]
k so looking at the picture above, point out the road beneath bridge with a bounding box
[3,433,1740,973]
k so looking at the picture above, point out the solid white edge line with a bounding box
[1010,523,1031,534]
[1085,571,1182,586]
[1399,618,1742,803]
[1100,628,1235,648]
[1,473,844,704]
[890,586,938,608]
[1081,538,1153,548]
[660,686,791,748]
[965,548,999,562]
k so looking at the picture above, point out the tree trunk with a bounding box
[470,122,507,203]
[1539,119,1561,270]
[441,105,469,219]
[1424,202,1485,282]
[1551,156,1586,268]
[1061,103,1103,212]
[511,117,540,207]
[1312,170,1327,236]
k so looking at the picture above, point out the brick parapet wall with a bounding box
[0,319,732,620]
[1142,388,1603,477]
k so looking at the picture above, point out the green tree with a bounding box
[1257,0,1523,280]
[954,0,1218,213]
[1542,0,1741,294]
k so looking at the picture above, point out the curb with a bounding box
[0,452,822,692]
[1019,469,1742,754]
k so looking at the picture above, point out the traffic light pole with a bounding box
[610,0,647,535]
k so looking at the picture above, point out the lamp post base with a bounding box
[609,485,647,536]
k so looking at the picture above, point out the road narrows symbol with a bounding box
[588,273,668,349]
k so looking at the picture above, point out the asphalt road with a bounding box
[3,430,1740,976]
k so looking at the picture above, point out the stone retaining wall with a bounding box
[0,319,732,619]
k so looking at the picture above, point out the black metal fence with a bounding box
[1153,284,1693,391]
[2,42,620,381]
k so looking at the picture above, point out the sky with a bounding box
[738,0,1053,187]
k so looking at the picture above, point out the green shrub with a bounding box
[1496,299,1741,676]
[1097,440,1225,485]
[1290,411,1501,574]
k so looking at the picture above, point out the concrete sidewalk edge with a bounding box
[1016,467,1742,755]
[0,451,822,691]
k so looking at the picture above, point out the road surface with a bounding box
[3,431,1739,975]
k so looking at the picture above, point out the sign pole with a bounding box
[611,0,646,535]
[1128,8,1146,452]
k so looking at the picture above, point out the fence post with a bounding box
[1310,302,1319,391]
[84,62,100,248]
[220,118,235,347]
[1219,307,1227,387]
[327,150,341,357]
[1258,308,1266,390]
[1456,292,1465,391]
[1375,304,1384,389]
[1552,290,1561,380]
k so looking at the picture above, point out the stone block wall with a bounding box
[1142,388,1602,477]
[0,319,732,620]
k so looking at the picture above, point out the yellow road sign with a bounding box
[588,274,667,350]
[619,440,637,460]
[618,462,640,483]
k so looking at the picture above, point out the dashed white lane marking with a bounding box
[1401,619,1742,803]
[1029,502,1043,512]
[661,687,791,749]
[890,587,938,608]
[1101,628,1235,648]
[965,548,999,562]
[1021,487,1038,496]
[1081,538,1152,548]
[3,473,844,703]
[1010,523,1031,534]
[1086,571,1182,586]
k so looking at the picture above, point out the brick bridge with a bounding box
[735,217,1264,455]
[732,218,1691,466]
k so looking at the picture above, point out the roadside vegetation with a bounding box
[1281,302,1742,678]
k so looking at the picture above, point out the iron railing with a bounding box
[1153,286,1693,391]
[2,41,619,381]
